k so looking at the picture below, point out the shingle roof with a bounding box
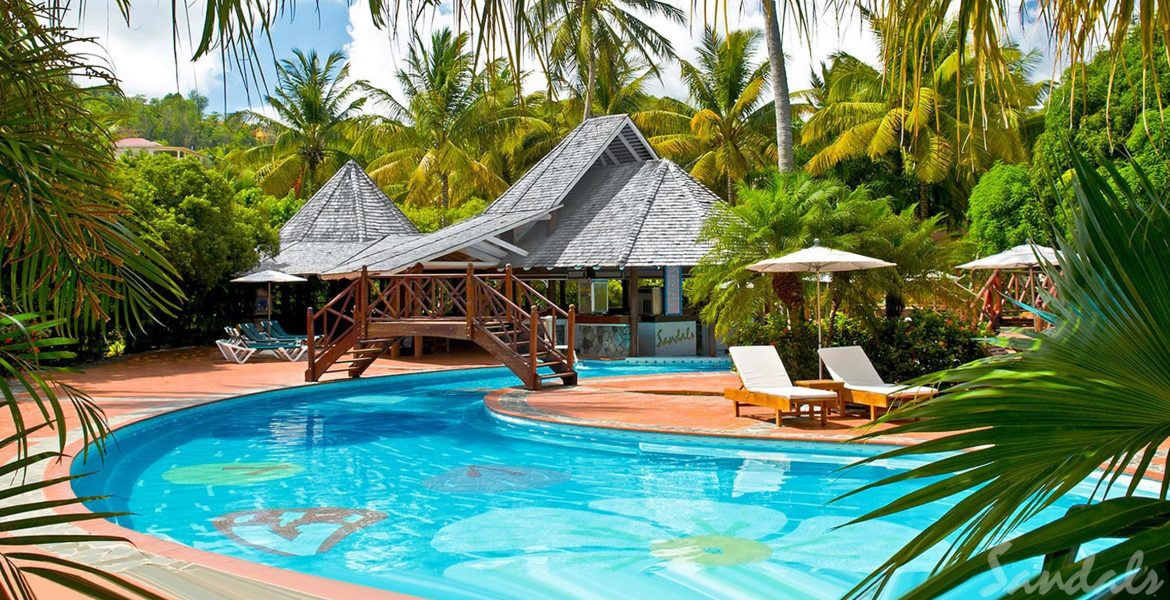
[280,160,418,243]
[509,160,718,269]
[326,209,549,276]
[485,115,636,215]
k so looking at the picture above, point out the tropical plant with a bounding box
[638,27,775,202]
[90,91,257,151]
[113,154,279,350]
[357,30,536,223]
[1030,30,1170,215]
[230,49,367,198]
[966,163,1054,254]
[1,3,181,596]
[801,17,1043,218]
[532,0,684,119]
[688,171,962,338]
[838,152,1170,598]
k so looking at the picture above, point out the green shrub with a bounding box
[727,309,988,382]
[831,309,988,381]
[725,313,822,381]
[966,163,1052,255]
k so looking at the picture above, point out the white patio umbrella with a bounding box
[747,240,896,376]
[956,244,1061,270]
[231,270,307,320]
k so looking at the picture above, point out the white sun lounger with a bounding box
[817,346,937,419]
[725,346,839,427]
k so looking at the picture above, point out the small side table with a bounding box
[794,379,847,417]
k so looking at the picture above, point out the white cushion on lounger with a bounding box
[755,386,839,400]
[847,384,936,398]
[818,346,885,386]
[729,346,798,389]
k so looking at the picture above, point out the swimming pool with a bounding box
[73,362,1117,599]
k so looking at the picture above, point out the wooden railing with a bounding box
[306,278,358,354]
[306,264,576,386]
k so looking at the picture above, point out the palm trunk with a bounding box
[440,173,451,227]
[771,272,805,326]
[763,0,794,171]
[583,50,597,120]
[918,183,930,219]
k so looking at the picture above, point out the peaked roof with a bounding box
[508,160,719,269]
[280,160,418,244]
[327,209,548,276]
[485,115,656,215]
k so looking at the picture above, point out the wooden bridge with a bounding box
[304,266,577,389]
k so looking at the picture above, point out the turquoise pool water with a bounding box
[74,362,1114,599]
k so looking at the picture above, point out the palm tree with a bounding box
[232,49,367,198]
[837,154,1170,599]
[688,171,959,337]
[533,0,684,119]
[358,30,529,223]
[1,5,181,597]
[637,27,775,203]
[800,19,1042,218]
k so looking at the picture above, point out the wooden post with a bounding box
[566,304,576,369]
[465,263,475,336]
[504,264,514,325]
[627,267,640,357]
[357,266,369,339]
[413,335,423,359]
[305,307,316,381]
[530,305,540,389]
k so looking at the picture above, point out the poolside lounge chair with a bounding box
[817,346,937,420]
[261,320,307,343]
[223,326,307,362]
[725,346,839,427]
[215,338,258,364]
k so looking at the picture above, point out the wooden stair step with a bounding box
[539,371,575,379]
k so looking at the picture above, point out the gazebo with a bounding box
[245,116,725,388]
[957,244,1061,329]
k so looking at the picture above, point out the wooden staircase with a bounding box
[305,266,577,389]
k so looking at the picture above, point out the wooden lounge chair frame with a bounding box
[817,346,937,420]
[724,346,837,427]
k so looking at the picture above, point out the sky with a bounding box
[70,0,1058,117]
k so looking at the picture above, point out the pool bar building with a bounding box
[254,115,724,385]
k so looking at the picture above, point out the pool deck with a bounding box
[4,347,1166,599]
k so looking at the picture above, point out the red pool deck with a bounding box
[3,347,1165,599]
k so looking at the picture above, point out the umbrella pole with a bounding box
[816,271,823,378]
[267,282,272,322]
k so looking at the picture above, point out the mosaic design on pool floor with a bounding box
[432,498,945,598]
[162,462,303,485]
[214,508,386,556]
[424,464,570,493]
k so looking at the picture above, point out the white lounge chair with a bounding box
[725,346,839,427]
[817,346,937,420]
[216,339,258,364]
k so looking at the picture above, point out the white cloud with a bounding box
[344,1,456,112]
[71,0,222,98]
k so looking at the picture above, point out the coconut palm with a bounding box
[637,27,775,202]
[688,171,959,337]
[801,19,1042,218]
[1,5,181,597]
[232,49,367,198]
[837,153,1170,599]
[358,30,536,222]
[532,0,684,119]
